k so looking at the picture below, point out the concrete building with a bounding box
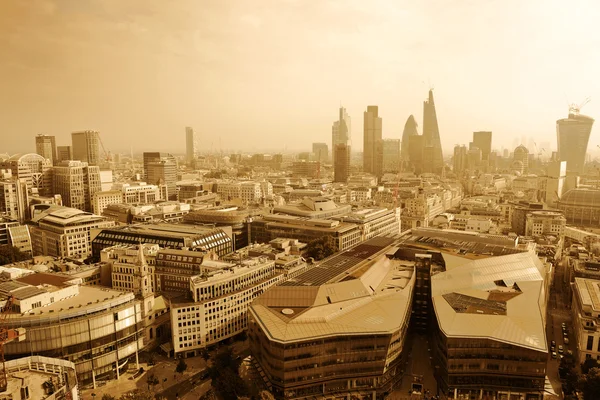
[92,190,123,216]
[334,207,401,240]
[53,160,101,212]
[312,143,328,164]
[382,139,401,173]
[249,236,414,399]
[331,107,351,165]
[171,255,285,357]
[117,181,162,203]
[3,356,78,400]
[363,106,383,176]
[557,188,600,227]
[56,145,72,163]
[453,145,467,174]
[71,130,100,166]
[34,134,56,165]
[143,152,178,200]
[557,107,595,175]
[513,145,529,175]
[0,170,28,222]
[101,243,158,297]
[186,126,197,165]
[0,153,53,196]
[472,131,492,161]
[333,143,350,183]
[291,161,321,179]
[30,206,115,258]
[3,273,144,386]
[525,210,566,238]
[572,277,600,363]
[274,197,351,219]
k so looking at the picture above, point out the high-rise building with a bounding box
[185,126,196,164]
[453,145,467,174]
[71,130,100,166]
[472,131,492,161]
[143,152,177,200]
[513,145,530,175]
[422,90,443,174]
[312,143,328,164]
[332,107,351,164]
[0,170,28,223]
[401,115,419,170]
[382,139,400,172]
[56,145,72,163]
[557,107,595,175]
[0,153,53,196]
[53,161,101,212]
[408,135,424,175]
[333,143,350,183]
[363,105,382,176]
[34,134,56,165]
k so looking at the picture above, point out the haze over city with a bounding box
[2,0,600,154]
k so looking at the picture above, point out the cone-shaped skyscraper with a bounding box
[401,115,419,169]
[422,89,444,174]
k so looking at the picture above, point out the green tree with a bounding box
[583,358,600,374]
[176,357,188,374]
[304,237,335,261]
[560,354,579,395]
[0,245,30,266]
[146,373,159,391]
[207,346,248,400]
[580,367,600,400]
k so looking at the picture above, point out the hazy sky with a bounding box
[2,0,600,155]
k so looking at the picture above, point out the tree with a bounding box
[176,357,188,374]
[200,348,210,362]
[560,354,579,395]
[580,367,600,400]
[304,237,335,261]
[102,395,116,400]
[207,346,248,400]
[583,358,600,374]
[146,373,159,391]
[0,245,30,266]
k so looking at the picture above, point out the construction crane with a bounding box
[569,97,591,115]
[97,133,111,162]
[0,296,25,392]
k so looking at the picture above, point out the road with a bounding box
[156,369,209,400]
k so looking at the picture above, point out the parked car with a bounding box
[558,345,564,354]
[552,351,557,359]
[564,338,569,345]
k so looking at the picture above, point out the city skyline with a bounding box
[2,0,600,155]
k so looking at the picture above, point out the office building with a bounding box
[363,105,382,176]
[557,188,600,227]
[30,206,115,258]
[0,170,28,222]
[101,243,158,297]
[312,142,328,164]
[91,223,232,259]
[92,190,123,216]
[3,273,143,386]
[249,236,413,399]
[572,277,600,363]
[525,210,566,238]
[333,143,350,183]
[34,134,56,165]
[453,145,467,174]
[56,145,72,163]
[332,107,351,165]
[3,356,78,400]
[557,106,595,175]
[401,115,419,170]
[382,139,400,172]
[472,131,492,161]
[53,160,101,212]
[422,90,444,174]
[186,126,197,164]
[71,130,100,166]
[143,152,177,200]
[513,145,529,174]
[333,207,401,240]
[0,153,53,196]
[408,135,424,175]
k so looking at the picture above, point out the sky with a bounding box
[1,0,600,156]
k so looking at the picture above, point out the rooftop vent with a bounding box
[281,308,294,315]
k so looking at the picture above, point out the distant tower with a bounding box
[363,106,382,176]
[453,145,467,174]
[422,90,443,174]
[185,126,196,165]
[557,103,594,175]
[472,131,492,161]
[332,107,351,164]
[35,134,57,165]
[71,130,100,166]
[401,115,419,170]
[513,145,529,174]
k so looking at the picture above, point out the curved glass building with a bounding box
[557,109,594,175]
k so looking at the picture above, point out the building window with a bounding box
[588,336,594,351]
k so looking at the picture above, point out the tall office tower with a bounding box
[408,135,424,175]
[363,106,382,175]
[312,143,329,164]
[71,130,100,166]
[557,106,595,175]
[472,131,492,161]
[453,145,467,174]
[400,115,419,169]
[35,134,57,165]
[0,154,53,196]
[53,161,101,212]
[185,126,196,165]
[0,170,28,223]
[382,139,401,172]
[56,146,72,163]
[513,145,529,174]
[332,107,351,164]
[422,90,443,174]
[467,146,482,171]
[333,143,351,183]
[143,152,177,200]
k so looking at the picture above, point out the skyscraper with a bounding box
[35,134,56,165]
[400,115,418,169]
[513,145,529,175]
[363,106,382,175]
[143,152,178,200]
[312,143,329,164]
[333,143,350,183]
[422,90,443,174]
[453,145,467,174]
[72,130,100,166]
[53,160,101,212]
[185,126,196,164]
[382,139,401,173]
[332,107,351,164]
[472,131,492,161]
[56,146,72,163]
[557,106,595,175]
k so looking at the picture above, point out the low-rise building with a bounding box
[572,277,600,363]
[525,210,566,238]
[3,356,78,400]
